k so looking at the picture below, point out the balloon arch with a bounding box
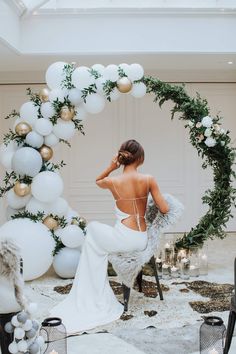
[0,62,235,280]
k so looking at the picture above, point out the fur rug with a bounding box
[109,194,184,287]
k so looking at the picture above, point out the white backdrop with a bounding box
[0,81,235,233]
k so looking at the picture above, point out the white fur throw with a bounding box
[109,194,184,287]
[0,239,27,310]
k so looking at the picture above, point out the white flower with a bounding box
[213,123,221,132]
[205,137,216,147]
[220,128,225,134]
[221,141,225,146]
[188,120,194,127]
[204,128,212,137]
[196,122,202,128]
[201,115,213,128]
[197,134,204,142]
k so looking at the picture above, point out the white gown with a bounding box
[50,206,148,334]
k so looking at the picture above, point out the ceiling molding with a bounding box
[4,0,26,16]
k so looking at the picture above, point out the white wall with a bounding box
[0,80,235,233]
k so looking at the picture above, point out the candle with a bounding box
[165,242,170,249]
[171,265,179,278]
[49,350,59,354]
[208,348,219,354]
[171,266,178,271]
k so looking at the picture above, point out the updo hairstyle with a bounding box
[117,139,144,166]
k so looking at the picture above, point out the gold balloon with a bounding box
[39,145,53,161]
[117,77,133,93]
[15,122,32,137]
[71,218,79,226]
[43,216,59,230]
[39,88,50,102]
[14,181,31,197]
[60,106,75,121]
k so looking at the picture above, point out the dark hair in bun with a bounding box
[118,139,144,166]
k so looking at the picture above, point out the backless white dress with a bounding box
[50,182,148,334]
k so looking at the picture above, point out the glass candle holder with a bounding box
[170,265,179,278]
[199,250,208,276]
[164,242,174,264]
[189,247,200,277]
[180,257,190,280]
[156,257,162,279]
[162,262,171,280]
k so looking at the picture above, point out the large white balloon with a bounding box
[84,94,105,114]
[12,147,42,177]
[0,142,17,170]
[53,247,80,278]
[45,61,67,90]
[128,63,144,81]
[95,77,106,96]
[71,66,95,90]
[25,131,44,148]
[34,118,53,136]
[44,133,59,147]
[26,197,50,215]
[49,88,68,103]
[40,102,56,119]
[74,106,87,121]
[68,88,82,106]
[104,64,119,82]
[92,64,105,75]
[53,119,75,140]
[57,225,84,248]
[20,102,38,126]
[31,171,64,203]
[110,87,121,101]
[131,82,147,98]
[119,63,130,76]
[0,219,55,281]
[48,197,69,217]
[7,189,31,209]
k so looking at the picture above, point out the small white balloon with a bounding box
[35,335,45,348]
[68,88,82,106]
[58,225,84,248]
[20,102,38,126]
[17,340,28,352]
[44,133,59,147]
[14,327,25,340]
[26,197,50,215]
[45,61,67,89]
[40,102,56,119]
[84,94,105,114]
[27,302,38,315]
[71,66,95,90]
[65,208,79,223]
[25,131,44,148]
[95,77,106,96]
[7,189,31,209]
[34,118,53,136]
[74,106,87,121]
[119,63,130,76]
[53,247,81,278]
[8,342,18,354]
[12,147,42,177]
[49,88,68,103]
[11,315,20,327]
[110,87,121,101]
[31,171,64,203]
[13,117,23,130]
[53,119,75,140]
[131,82,147,98]
[49,197,69,217]
[128,63,144,81]
[104,64,119,82]
[92,64,105,75]
[22,319,33,331]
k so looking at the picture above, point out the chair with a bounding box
[223,257,236,354]
[122,255,164,311]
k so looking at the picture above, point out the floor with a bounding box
[21,233,236,353]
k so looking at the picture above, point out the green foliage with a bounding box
[4,109,19,120]
[11,210,45,222]
[0,171,18,197]
[41,160,66,172]
[3,129,26,146]
[61,64,76,89]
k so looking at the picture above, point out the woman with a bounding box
[50,139,169,333]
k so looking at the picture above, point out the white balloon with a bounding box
[53,247,81,278]
[14,327,25,340]
[45,61,67,89]
[44,133,59,147]
[74,106,87,121]
[49,197,69,217]
[6,206,25,221]
[65,208,79,224]
[34,118,53,136]
[53,119,75,140]
[92,64,105,75]
[13,117,23,130]
[49,88,68,103]
[20,102,38,126]
[26,197,50,215]
[128,63,144,81]
[95,77,106,96]
[104,64,119,82]
[25,131,44,148]
[7,189,31,209]
[131,82,147,98]
[119,63,130,76]
[8,342,18,354]
[0,219,55,281]
[84,94,105,114]
[58,225,84,248]
[40,102,56,119]
[22,319,32,331]
[17,340,28,352]
[12,147,42,177]
[68,88,82,106]
[27,302,38,315]
[0,143,16,170]
[11,315,20,327]
[71,66,95,90]
[32,171,64,203]
[110,87,121,101]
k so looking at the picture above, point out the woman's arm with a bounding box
[96,156,120,189]
[149,175,169,214]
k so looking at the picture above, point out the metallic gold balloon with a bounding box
[60,106,75,121]
[39,145,53,161]
[15,122,32,137]
[43,216,59,230]
[14,181,31,197]
[117,77,132,93]
[39,88,50,102]
[78,216,87,226]
[71,218,80,226]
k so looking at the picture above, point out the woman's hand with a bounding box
[109,155,120,170]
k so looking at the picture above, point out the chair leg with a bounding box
[136,271,143,292]
[224,310,236,354]
[150,255,164,300]
[122,284,131,312]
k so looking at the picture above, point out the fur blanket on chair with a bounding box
[109,194,184,287]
